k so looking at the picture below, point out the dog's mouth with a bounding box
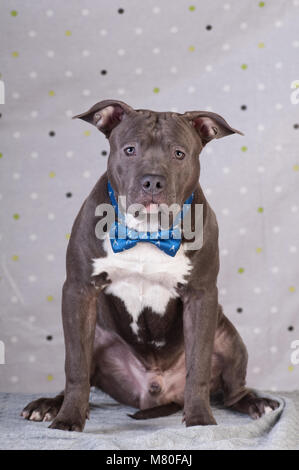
[123,193,169,214]
[115,188,183,231]
[143,202,160,214]
[123,198,182,232]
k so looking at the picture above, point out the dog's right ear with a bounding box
[73,99,136,138]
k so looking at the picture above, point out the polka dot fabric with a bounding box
[0,0,298,393]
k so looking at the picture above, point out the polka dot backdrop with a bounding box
[0,0,298,393]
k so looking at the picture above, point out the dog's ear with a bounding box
[73,99,136,138]
[183,110,244,146]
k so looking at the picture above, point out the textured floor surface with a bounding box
[0,389,298,450]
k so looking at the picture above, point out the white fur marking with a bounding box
[264,406,273,415]
[92,236,192,334]
[151,340,166,348]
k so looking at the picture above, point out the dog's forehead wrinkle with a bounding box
[115,112,193,151]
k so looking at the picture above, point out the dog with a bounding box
[21,99,279,431]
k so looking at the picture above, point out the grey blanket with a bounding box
[0,389,298,450]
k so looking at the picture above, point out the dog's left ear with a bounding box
[183,110,244,146]
[72,99,136,138]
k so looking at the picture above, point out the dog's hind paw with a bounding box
[230,392,280,419]
[21,395,64,422]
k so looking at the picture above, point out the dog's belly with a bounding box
[92,236,192,335]
[92,324,224,409]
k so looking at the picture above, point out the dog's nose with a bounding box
[141,174,166,195]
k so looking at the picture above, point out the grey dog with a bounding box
[22,99,279,431]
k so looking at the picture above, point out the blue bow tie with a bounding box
[107,181,194,257]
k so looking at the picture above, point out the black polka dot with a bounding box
[0,113,2,118]
[294,123,299,129]
[206,25,212,30]
[66,192,72,198]
[46,335,53,341]
[101,150,107,156]
[101,70,107,75]
[49,131,55,137]
[241,105,247,110]
[237,307,243,313]
[288,326,294,331]
[118,8,124,14]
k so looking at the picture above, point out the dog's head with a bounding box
[74,99,242,213]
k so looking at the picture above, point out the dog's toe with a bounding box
[43,411,55,422]
[29,410,42,421]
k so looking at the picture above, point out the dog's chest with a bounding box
[92,236,192,333]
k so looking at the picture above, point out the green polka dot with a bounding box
[65,30,72,36]
[0,153,3,159]
[49,171,56,178]
[47,374,54,381]
[241,146,248,152]
[259,1,265,7]
[13,213,20,220]
[10,10,18,17]
[153,87,160,94]
[256,247,263,253]
[12,255,19,261]
[48,90,55,97]
[257,207,264,213]
[66,233,71,240]
[241,64,248,70]
[189,5,196,11]
[238,267,245,274]
[84,130,91,136]
[12,51,19,58]
[46,295,54,302]
[293,164,299,172]
[258,42,265,48]
[188,45,195,52]
[289,286,296,293]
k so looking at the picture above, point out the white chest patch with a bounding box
[92,236,192,333]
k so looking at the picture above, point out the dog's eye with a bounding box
[124,146,136,156]
[174,149,185,160]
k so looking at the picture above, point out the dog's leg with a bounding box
[182,287,218,426]
[49,281,97,432]
[216,308,280,418]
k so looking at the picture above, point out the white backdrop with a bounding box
[0,0,298,393]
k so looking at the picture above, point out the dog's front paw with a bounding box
[49,412,85,432]
[183,406,217,427]
[184,413,217,427]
